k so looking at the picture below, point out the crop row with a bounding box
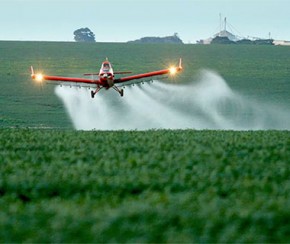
[0,129,289,242]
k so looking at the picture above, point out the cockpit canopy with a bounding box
[102,62,111,71]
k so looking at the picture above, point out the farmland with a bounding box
[0,41,290,128]
[1,128,290,242]
[0,41,290,242]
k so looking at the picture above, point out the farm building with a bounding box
[197,17,275,45]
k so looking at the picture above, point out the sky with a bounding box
[1,0,290,43]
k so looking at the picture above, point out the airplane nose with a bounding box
[102,73,113,79]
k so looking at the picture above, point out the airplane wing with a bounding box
[114,58,182,84]
[30,66,100,85]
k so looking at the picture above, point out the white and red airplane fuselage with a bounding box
[98,60,115,88]
[90,60,123,97]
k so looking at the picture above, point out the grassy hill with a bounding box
[1,41,290,128]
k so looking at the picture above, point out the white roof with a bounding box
[214,30,239,42]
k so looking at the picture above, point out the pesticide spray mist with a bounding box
[55,70,290,130]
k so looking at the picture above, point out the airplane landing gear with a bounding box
[91,86,124,98]
[113,86,124,97]
[91,86,101,98]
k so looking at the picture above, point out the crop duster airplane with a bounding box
[31,58,182,98]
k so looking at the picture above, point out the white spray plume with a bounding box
[55,70,290,130]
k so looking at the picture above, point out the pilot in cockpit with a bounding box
[103,63,110,70]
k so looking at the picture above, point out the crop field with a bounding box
[0,41,290,242]
[1,128,290,242]
[1,41,290,128]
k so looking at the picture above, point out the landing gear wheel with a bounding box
[120,89,124,97]
[91,90,95,98]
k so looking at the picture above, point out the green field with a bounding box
[1,41,290,128]
[0,41,290,242]
[1,129,290,242]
